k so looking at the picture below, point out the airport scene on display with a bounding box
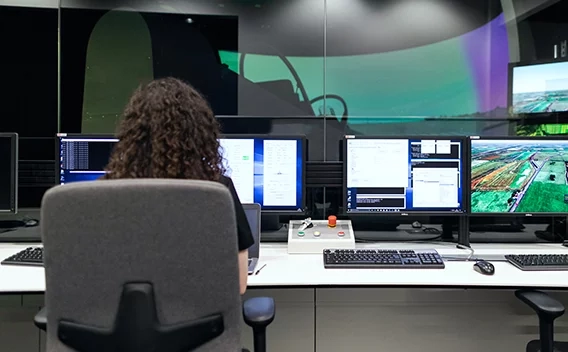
[471,139,568,213]
[512,61,568,114]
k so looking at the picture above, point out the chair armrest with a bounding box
[34,307,47,331]
[243,297,275,328]
[515,290,565,320]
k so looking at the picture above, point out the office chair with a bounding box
[34,179,275,352]
[516,290,568,352]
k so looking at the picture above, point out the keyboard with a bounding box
[323,249,445,269]
[1,247,43,266]
[505,254,568,271]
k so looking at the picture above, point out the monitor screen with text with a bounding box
[58,135,118,184]
[219,136,305,212]
[58,134,305,212]
[345,136,465,214]
[471,137,568,214]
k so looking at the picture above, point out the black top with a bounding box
[219,175,255,251]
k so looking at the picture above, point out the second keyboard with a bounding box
[323,249,445,269]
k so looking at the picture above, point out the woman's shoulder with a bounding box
[218,175,231,186]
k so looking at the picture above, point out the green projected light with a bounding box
[82,10,154,133]
[219,37,475,120]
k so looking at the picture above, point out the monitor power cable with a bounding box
[442,244,476,262]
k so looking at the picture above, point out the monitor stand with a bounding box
[261,214,281,232]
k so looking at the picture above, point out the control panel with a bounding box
[287,216,355,254]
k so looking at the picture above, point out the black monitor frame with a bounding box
[343,135,469,217]
[220,134,307,214]
[508,58,568,124]
[0,133,18,214]
[470,135,568,217]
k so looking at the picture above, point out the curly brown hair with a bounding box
[103,77,225,181]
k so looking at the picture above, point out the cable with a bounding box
[442,244,476,262]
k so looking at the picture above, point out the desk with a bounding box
[0,242,568,352]
[248,242,568,288]
[1,242,568,292]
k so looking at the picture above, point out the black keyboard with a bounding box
[323,249,445,269]
[505,254,568,271]
[1,247,43,266]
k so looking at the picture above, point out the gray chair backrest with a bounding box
[41,179,241,351]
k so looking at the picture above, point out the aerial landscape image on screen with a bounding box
[471,139,568,213]
[512,62,568,114]
[513,90,568,114]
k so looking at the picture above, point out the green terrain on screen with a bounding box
[471,140,568,213]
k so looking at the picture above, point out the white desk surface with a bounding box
[1,242,568,293]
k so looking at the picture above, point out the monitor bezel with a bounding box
[470,135,568,217]
[56,133,117,186]
[220,134,307,214]
[508,58,568,123]
[0,133,18,214]
[342,135,469,216]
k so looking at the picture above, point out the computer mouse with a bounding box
[473,260,495,275]
[411,221,422,229]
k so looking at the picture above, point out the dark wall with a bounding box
[519,0,568,61]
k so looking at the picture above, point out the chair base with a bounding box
[527,340,568,352]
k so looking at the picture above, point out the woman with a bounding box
[103,77,253,294]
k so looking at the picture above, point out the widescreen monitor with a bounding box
[0,133,18,213]
[511,60,568,115]
[471,137,568,215]
[57,134,305,212]
[344,136,466,214]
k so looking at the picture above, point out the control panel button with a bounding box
[328,215,337,227]
[298,231,305,237]
[337,231,345,237]
[314,231,321,237]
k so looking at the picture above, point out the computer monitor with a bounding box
[57,133,306,213]
[344,136,466,214]
[471,136,568,215]
[510,59,568,116]
[219,135,305,213]
[0,133,18,213]
[57,134,118,184]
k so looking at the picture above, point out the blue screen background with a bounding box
[251,138,304,212]
[61,171,105,183]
